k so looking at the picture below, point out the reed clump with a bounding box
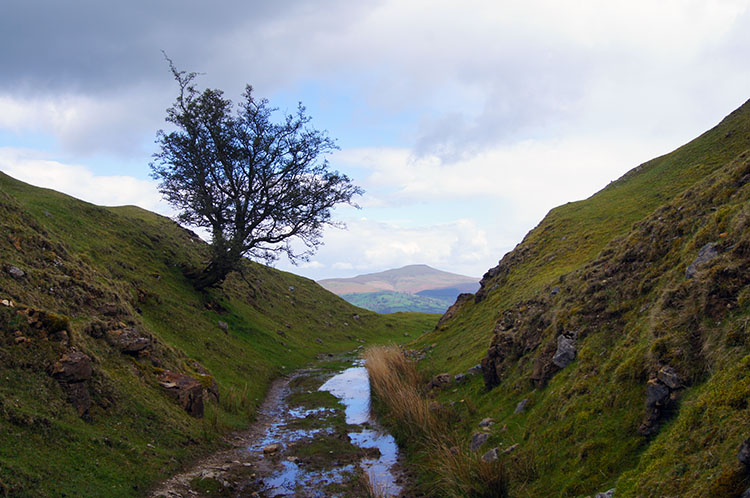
[364,345,508,497]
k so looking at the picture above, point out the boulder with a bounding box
[6,265,25,279]
[479,417,495,428]
[51,351,92,383]
[644,379,670,408]
[552,334,576,369]
[470,432,490,452]
[427,373,452,390]
[51,351,93,417]
[685,242,718,279]
[158,371,204,417]
[106,328,150,354]
[739,437,750,467]
[481,448,499,462]
[656,365,681,390]
[514,399,529,414]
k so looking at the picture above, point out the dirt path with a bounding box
[149,358,411,497]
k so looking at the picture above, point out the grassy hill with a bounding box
[370,99,750,496]
[0,172,438,497]
[341,291,450,314]
[318,264,478,295]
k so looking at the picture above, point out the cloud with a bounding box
[277,216,497,280]
[0,148,167,212]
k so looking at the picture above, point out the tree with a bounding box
[151,61,362,290]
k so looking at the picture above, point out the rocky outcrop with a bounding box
[685,242,719,279]
[51,351,93,417]
[638,366,683,437]
[427,373,452,391]
[551,332,576,369]
[158,371,204,417]
[436,292,473,328]
[470,432,490,452]
[739,437,750,467]
[105,327,150,354]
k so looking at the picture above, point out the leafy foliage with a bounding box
[151,59,362,289]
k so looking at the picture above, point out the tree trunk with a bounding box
[191,257,236,290]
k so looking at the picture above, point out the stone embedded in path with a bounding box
[263,443,281,454]
[470,432,490,452]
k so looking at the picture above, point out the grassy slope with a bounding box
[0,173,438,497]
[406,100,750,496]
[341,291,451,314]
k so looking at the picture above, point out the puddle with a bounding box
[255,360,403,497]
[320,362,402,496]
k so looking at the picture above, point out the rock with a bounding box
[467,364,482,376]
[656,365,681,390]
[158,371,204,417]
[315,337,323,344]
[741,487,750,498]
[551,286,560,296]
[503,443,519,454]
[739,437,750,466]
[644,379,670,408]
[481,448,499,462]
[454,373,467,384]
[51,351,92,382]
[479,417,495,427]
[470,432,490,452]
[263,444,281,454]
[552,334,576,369]
[352,314,360,320]
[0,299,14,307]
[217,321,228,333]
[514,399,529,414]
[288,286,295,292]
[106,328,150,354]
[403,332,410,337]
[427,373,452,390]
[481,333,515,389]
[6,265,25,279]
[277,330,286,337]
[51,351,93,417]
[594,489,615,498]
[685,242,719,279]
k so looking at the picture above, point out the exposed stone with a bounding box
[158,371,204,417]
[217,321,228,333]
[514,399,529,414]
[644,379,670,408]
[403,332,410,337]
[51,351,93,417]
[427,373,452,390]
[551,286,560,296]
[436,292,474,328]
[479,417,495,427]
[552,334,576,369]
[106,328,150,354]
[594,489,616,498]
[467,364,482,376]
[470,432,490,452]
[6,265,25,279]
[51,351,92,383]
[481,448,499,462]
[481,333,515,389]
[288,286,295,292]
[656,365,681,390]
[263,444,281,454]
[0,299,14,307]
[503,443,519,454]
[685,242,719,279]
[454,373,467,384]
[14,336,29,344]
[741,487,750,498]
[739,437,750,466]
[315,337,323,344]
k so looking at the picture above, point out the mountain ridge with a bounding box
[318,264,479,295]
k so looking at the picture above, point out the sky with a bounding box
[2,1,750,281]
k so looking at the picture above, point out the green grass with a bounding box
[392,100,750,496]
[0,172,439,497]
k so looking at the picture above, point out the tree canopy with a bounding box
[151,62,362,289]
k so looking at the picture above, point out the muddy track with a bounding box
[149,360,412,497]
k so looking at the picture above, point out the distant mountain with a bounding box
[318,265,479,313]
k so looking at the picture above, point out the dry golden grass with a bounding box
[365,345,508,497]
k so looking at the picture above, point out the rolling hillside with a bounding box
[0,172,437,497]
[319,264,479,313]
[374,99,750,496]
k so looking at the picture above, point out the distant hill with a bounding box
[319,265,479,313]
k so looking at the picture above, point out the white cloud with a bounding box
[0,148,168,213]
